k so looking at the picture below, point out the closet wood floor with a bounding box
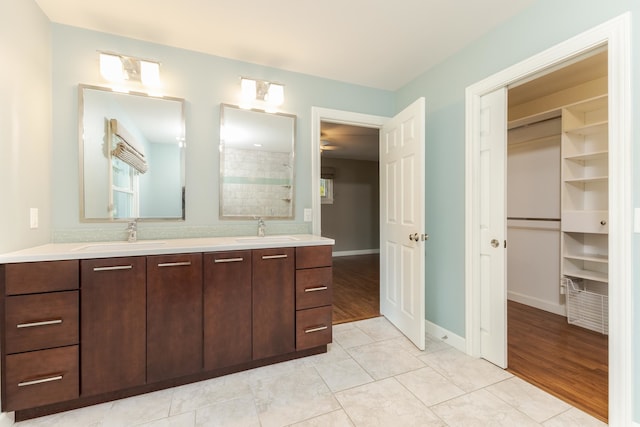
[507,300,608,423]
[332,254,380,324]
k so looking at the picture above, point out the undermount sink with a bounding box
[73,241,168,252]
[235,235,299,244]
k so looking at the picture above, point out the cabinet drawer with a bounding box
[562,210,608,234]
[3,345,79,412]
[4,260,78,295]
[296,246,332,269]
[5,291,79,354]
[296,306,332,350]
[296,267,332,310]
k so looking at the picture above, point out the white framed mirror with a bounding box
[219,104,295,219]
[79,85,186,221]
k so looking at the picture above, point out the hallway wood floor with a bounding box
[507,300,608,423]
[332,254,380,324]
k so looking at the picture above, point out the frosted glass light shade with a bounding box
[100,53,124,82]
[140,61,161,87]
[266,84,284,106]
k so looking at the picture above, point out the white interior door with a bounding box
[479,87,507,368]
[380,97,426,350]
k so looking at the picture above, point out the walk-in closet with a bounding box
[506,49,609,422]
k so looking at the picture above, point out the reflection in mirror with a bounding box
[220,104,295,219]
[79,85,186,221]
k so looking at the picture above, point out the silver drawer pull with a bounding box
[157,261,192,267]
[93,265,133,272]
[262,254,288,260]
[214,257,244,263]
[304,286,328,293]
[18,375,63,387]
[17,319,63,329]
[304,325,328,334]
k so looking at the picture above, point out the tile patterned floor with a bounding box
[0,318,607,427]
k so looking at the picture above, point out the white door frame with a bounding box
[310,107,388,235]
[465,13,632,425]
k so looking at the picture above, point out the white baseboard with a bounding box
[425,320,466,353]
[332,249,380,257]
[507,291,566,317]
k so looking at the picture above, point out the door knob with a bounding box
[409,233,419,241]
[490,239,500,248]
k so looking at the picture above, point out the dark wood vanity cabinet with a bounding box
[1,260,80,412]
[147,253,203,382]
[1,242,333,420]
[203,250,252,370]
[80,257,146,396]
[252,247,295,360]
[295,246,333,350]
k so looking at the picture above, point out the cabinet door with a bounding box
[252,248,295,360]
[147,253,203,382]
[81,257,146,396]
[203,251,252,370]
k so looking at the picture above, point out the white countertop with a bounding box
[0,234,334,264]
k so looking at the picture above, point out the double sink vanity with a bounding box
[0,81,326,420]
[0,235,334,420]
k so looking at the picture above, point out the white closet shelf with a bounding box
[563,268,608,283]
[563,94,608,112]
[563,121,608,135]
[564,176,608,184]
[563,253,608,263]
[563,150,608,161]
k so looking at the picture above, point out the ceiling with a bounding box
[508,50,608,106]
[320,122,379,162]
[35,0,537,91]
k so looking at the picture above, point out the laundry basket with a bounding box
[563,277,608,335]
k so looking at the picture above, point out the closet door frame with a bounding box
[464,13,632,426]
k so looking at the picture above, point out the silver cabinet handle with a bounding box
[304,286,328,293]
[214,258,244,263]
[18,375,63,387]
[17,319,63,329]
[304,325,328,334]
[262,254,288,260]
[157,261,192,267]
[93,265,133,272]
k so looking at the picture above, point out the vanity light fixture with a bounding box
[239,77,285,112]
[99,52,162,91]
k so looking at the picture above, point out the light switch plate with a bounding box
[303,208,312,222]
[29,208,38,229]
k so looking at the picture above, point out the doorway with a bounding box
[465,13,632,425]
[311,101,428,350]
[505,49,608,421]
[319,121,381,324]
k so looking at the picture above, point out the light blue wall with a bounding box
[50,24,394,241]
[0,0,52,253]
[395,0,639,420]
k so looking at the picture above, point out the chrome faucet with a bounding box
[126,219,138,243]
[257,217,266,237]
